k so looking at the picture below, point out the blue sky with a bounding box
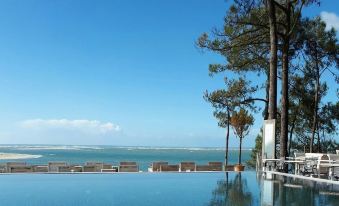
[0,0,338,147]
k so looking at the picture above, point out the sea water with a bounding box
[0,145,252,171]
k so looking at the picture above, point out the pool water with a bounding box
[0,172,338,206]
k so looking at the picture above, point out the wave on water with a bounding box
[0,152,42,160]
[0,145,103,150]
[0,145,252,151]
[113,146,252,151]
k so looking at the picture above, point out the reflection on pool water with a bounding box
[0,172,338,206]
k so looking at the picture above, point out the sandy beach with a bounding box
[0,153,42,160]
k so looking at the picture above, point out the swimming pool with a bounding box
[0,172,338,205]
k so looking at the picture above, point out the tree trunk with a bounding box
[288,115,296,155]
[225,109,230,166]
[310,55,320,153]
[239,137,242,165]
[281,42,289,160]
[317,124,321,152]
[264,77,270,120]
[267,0,278,121]
[280,0,290,165]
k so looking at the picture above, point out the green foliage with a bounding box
[197,1,270,76]
[291,138,339,154]
[321,139,339,153]
[204,77,263,114]
[288,75,338,152]
[230,108,254,165]
[199,1,271,142]
[199,0,338,156]
[302,17,339,67]
[287,16,339,152]
[247,130,262,168]
[230,109,254,139]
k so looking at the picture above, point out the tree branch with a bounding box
[240,98,268,104]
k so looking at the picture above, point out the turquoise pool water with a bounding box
[0,172,338,206]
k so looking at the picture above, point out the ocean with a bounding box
[0,145,252,171]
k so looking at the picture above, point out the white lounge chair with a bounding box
[48,162,67,172]
[327,154,339,180]
[315,155,330,178]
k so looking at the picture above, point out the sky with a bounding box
[0,0,338,147]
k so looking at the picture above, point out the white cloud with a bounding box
[21,119,120,135]
[320,11,339,31]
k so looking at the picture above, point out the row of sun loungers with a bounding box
[0,161,225,173]
[0,161,137,173]
[149,161,224,172]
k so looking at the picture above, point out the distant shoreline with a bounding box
[0,144,253,151]
[0,153,42,160]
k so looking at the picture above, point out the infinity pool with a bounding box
[0,172,338,206]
